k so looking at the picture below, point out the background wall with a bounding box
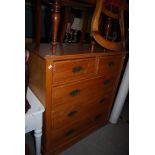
[25,2,51,41]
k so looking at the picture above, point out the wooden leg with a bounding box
[34,129,42,155]
[51,0,61,54]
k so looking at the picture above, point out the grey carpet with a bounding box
[60,122,129,155]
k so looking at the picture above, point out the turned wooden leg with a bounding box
[34,129,42,155]
[51,0,61,54]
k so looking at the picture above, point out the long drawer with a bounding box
[50,117,91,147]
[50,108,109,148]
[53,58,96,84]
[52,76,116,109]
[51,90,114,129]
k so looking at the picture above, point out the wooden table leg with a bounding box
[51,0,61,54]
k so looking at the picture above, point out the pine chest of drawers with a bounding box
[28,43,126,155]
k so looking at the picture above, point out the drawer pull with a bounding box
[108,61,115,67]
[99,98,105,104]
[68,111,78,117]
[70,89,80,96]
[72,66,83,73]
[103,79,110,85]
[95,114,102,121]
[65,129,75,137]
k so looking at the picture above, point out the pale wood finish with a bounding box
[49,118,107,155]
[98,55,123,76]
[29,52,46,106]
[28,43,126,155]
[51,89,114,130]
[30,0,127,154]
[53,58,96,84]
[49,108,109,154]
[52,77,114,108]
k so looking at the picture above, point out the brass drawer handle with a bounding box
[95,114,102,121]
[70,89,80,96]
[68,110,78,117]
[108,61,115,67]
[72,66,83,73]
[99,98,105,104]
[103,79,110,85]
[65,129,75,137]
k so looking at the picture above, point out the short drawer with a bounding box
[98,56,123,76]
[53,58,96,84]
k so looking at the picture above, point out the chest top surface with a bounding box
[27,43,126,60]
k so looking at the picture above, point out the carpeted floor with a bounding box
[60,122,129,155]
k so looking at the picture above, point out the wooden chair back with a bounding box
[91,0,126,51]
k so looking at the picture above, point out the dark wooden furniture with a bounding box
[35,0,128,53]
[34,0,96,52]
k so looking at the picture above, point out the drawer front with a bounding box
[83,91,114,112]
[88,108,110,126]
[52,77,115,108]
[93,76,117,94]
[82,96,112,126]
[50,118,92,147]
[98,56,123,76]
[52,90,113,130]
[52,79,94,108]
[50,109,109,148]
[51,104,84,129]
[53,58,96,84]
